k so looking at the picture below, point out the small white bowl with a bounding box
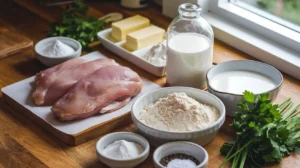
[153,141,208,168]
[96,132,150,168]
[35,36,82,66]
[131,87,226,147]
[206,60,283,116]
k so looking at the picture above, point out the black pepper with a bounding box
[160,153,199,166]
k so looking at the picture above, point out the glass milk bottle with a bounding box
[166,3,214,89]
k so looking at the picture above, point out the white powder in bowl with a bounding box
[138,92,220,132]
[167,159,197,168]
[42,40,75,57]
[103,140,144,159]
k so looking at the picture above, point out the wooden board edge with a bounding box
[2,93,75,145]
[73,112,132,146]
[1,93,133,146]
[0,40,33,58]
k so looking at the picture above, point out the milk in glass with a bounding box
[167,33,212,88]
[166,3,214,89]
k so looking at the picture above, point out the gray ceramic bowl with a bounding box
[131,87,225,147]
[153,141,208,168]
[35,37,82,66]
[96,132,150,168]
[206,60,283,116]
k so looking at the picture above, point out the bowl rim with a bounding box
[206,60,283,96]
[35,36,82,59]
[96,132,150,162]
[131,86,226,134]
[153,141,209,168]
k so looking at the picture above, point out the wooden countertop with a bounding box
[0,1,299,167]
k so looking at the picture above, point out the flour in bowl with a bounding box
[138,92,220,132]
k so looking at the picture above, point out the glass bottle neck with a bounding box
[178,3,201,19]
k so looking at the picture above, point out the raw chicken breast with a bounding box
[33,58,118,106]
[52,65,143,121]
[35,58,87,83]
[99,97,131,113]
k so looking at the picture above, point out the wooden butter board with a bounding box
[1,51,161,146]
[0,20,33,58]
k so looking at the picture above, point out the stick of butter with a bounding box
[125,25,165,51]
[111,15,150,41]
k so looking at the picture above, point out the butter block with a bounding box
[125,25,165,51]
[112,15,150,41]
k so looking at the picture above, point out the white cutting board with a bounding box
[1,51,161,146]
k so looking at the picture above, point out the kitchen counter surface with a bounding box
[0,0,299,167]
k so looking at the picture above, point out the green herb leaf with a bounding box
[243,90,255,103]
[47,0,105,49]
[219,91,300,168]
[249,121,255,128]
[260,92,269,102]
[220,141,235,155]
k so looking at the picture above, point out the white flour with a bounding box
[138,92,220,132]
[42,40,75,57]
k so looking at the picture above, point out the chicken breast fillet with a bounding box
[52,65,143,121]
[33,58,118,106]
[34,58,88,84]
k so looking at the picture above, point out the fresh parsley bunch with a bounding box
[219,91,300,168]
[48,0,105,49]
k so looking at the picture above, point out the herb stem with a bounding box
[282,103,300,120]
[219,138,255,168]
[239,147,248,168]
[250,151,262,167]
[220,142,236,168]
[231,151,240,168]
[231,144,241,168]
[278,99,292,114]
[278,98,291,109]
[288,110,300,119]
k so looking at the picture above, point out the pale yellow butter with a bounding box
[111,15,150,41]
[125,25,165,51]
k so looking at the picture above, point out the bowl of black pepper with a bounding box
[153,141,208,168]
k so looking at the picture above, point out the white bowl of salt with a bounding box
[35,36,82,66]
[96,132,150,168]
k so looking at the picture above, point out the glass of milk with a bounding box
[166,3,214,89]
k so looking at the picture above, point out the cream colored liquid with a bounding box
[210,70,276,94]
[166,33,212,89]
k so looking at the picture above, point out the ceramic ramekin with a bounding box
[206,60,283,116]
[131,87,226,147]
[96,132,150,168]
[35,36,82,66]
[153,141,208,168]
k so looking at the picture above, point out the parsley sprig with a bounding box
[48,0,105,49]
[219,91,300,168]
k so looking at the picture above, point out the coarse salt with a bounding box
[167,159,197,168]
